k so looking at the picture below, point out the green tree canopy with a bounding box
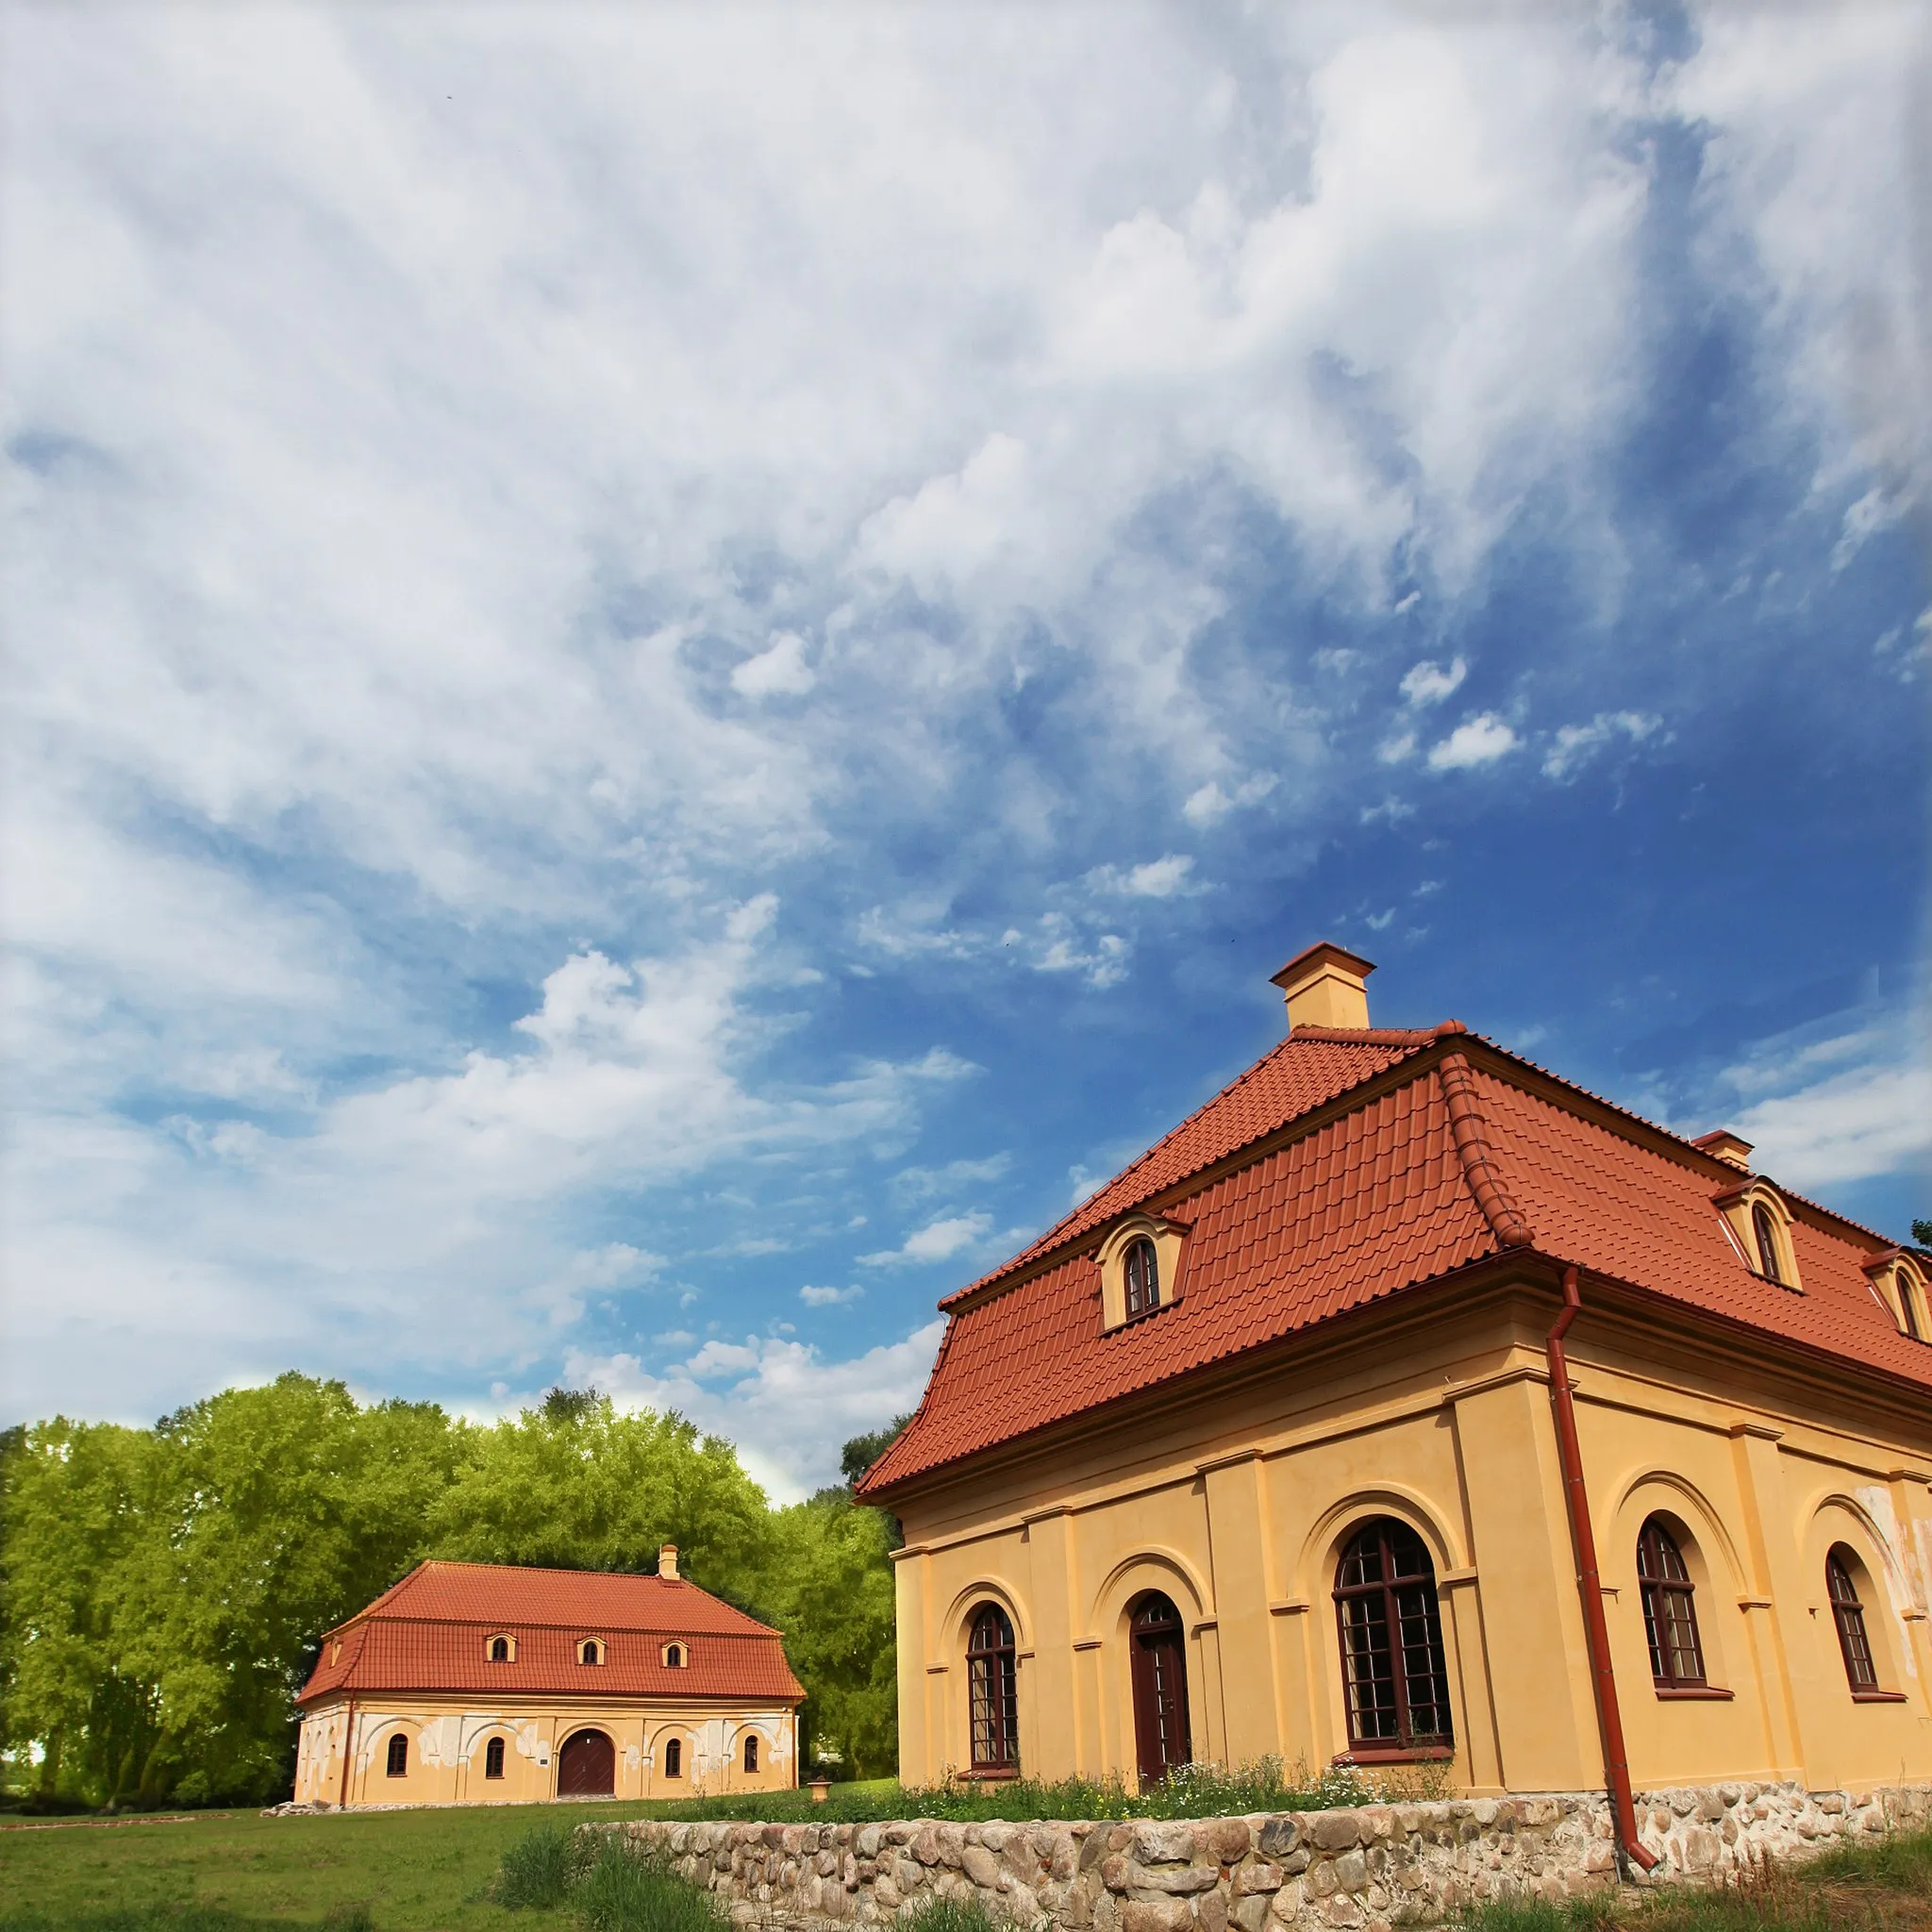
[0,1375,899,1808]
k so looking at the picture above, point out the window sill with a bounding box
[1654,1685,1734,1701]
[1333,1744,1455,1765]
[961,1767,1019,1782]
[1850,1689,1909,1704]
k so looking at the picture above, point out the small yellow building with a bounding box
[292,1547,803,1807]
[858,943,1932,1861]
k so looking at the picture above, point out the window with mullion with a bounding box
[967,1604,1019,1771]
[1637,1518,1707,1687]
[1826,1551,1879,1691]
[1334,1519,1453,1751]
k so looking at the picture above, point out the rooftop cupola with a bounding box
[1272,941,1375,1031]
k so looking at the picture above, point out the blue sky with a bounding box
[4,3,1926,1497]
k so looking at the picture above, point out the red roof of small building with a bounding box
[858,1020,1929,1499]
[296,1560,804,1707]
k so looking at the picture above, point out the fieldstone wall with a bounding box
[598,1782,1932,1930]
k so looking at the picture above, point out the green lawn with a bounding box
[3,1801,1926,1932]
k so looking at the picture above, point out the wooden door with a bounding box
[557,1727,615,1796]
[1129,1592,1191,1784]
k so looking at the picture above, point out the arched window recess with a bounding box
[1863,1250,1929,1342]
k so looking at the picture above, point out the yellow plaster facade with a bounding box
[888,1279,1932,1795]
[293,1693,800,1807]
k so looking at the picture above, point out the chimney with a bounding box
[1272,941,1375,1031]
[658,1543,679,1581]
[1692,1130,1754,1172]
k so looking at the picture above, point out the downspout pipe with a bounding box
[336,1696,357,1811]
[1546,1265,1657,1874]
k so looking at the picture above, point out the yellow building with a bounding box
[858,943,1932,1865]
[292,1546,803,1807]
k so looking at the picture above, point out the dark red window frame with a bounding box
[1638,1517,1707,1688]
[484,1735,506,1779]
[1124,1237,1160,1320]
[743,1734,758,1773]
[1752,1204,1784,1284]
[1333,1519,1454,1755]
[385,1732,408,1777]
[664,1737,682,1778]
[1826,1548,1880,1692]
[967,1603,1019,1773]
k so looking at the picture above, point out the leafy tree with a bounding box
[0,1378,901,1807]
[428,1394,774,1586]
[839,1415,912,1490]
[1911,1217,1931,1248]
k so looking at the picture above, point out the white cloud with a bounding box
[1182,774,1276,826]
[1541,709,1661,779]
[799,1283,864,1307]
[858,1211,993,1269]
[571,1320,947,1500]
[1088,854,1197,899]
[1377,732,1418,765]
[891,1154,1011,1204]
[1728,1050,1931,1192]
[1399,657,1467,707]
[1426,713,1520,771]
[731,631,815,699]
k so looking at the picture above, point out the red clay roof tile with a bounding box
[296,1561,803,1707]
[858,1025,1926,1499]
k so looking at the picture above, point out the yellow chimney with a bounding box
[1271,941,1375,1031]
[658,1543,679,1580]
[1692,1130,1754,1172]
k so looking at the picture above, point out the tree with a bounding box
[1911,1218,1931,1249]
[839,1415,912,1490]
[427,1394,774,1587]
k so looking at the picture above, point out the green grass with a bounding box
[1457,1826,1932,1932]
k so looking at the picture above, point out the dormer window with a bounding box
[1714,1180,1802,1294]
[487,1634,515,1663]
[1901,1269,1926,1342]
[662,1641,688,1669]
[577,1638,604,1666]
[1097,1214,1189,1333]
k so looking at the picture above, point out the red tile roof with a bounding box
[296,1561,803,1707]
[858,1024,1927,1498]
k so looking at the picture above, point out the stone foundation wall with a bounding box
[599,1783,1932,1930]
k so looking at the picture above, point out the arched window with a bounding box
[386,1733,408,1777]
[1826,1548,1879,1692]
[663,1641,687,1669]
[1900,1270,1925,1342]
[1124,1238,1160,1320]
[743,1734,758,1774]
[578,1638,603,1665]
[967,1603,1019,1772]
[1334,1519,1453,1752]
[484,1736,506,1779]
[1752,1204,1784,1284]
[489,1636,510,1662]
[663,1737,682,1779]
[1638,1517,1707,1687]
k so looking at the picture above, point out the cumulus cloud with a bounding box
[1724,1036,1932,1192]
[1087,855,1198,898]
[570,1320,947,1499]
[1542,709,1662,779]
[1399,658,1468,707]
[731,632,815,699]
[1427,714,1520,770]
[858,1212,993,1269]
[799,1284,864,1307]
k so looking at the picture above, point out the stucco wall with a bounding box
[293,1697,798,1807]
[889,1285,1932,1795]
[598,1783,1932,1929]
